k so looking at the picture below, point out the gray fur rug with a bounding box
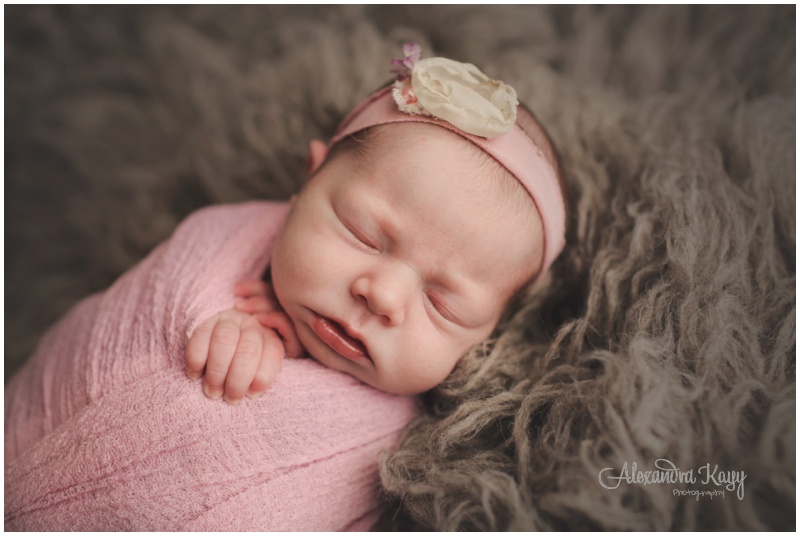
[5,5,795,530]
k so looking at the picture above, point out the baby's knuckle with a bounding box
[213,324,240,347]
[204,358,230,376]
[234,341,260,361]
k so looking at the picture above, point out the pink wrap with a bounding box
[4,201,419,531]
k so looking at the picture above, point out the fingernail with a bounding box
[185,367,200,381]
[203,384,222,400]
[223,395,241,406]
[246,390,264,400]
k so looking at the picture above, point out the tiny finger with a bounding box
[233,279,270,298]
[202,319,241,399]
[257,311,303,358]
[234,294,276,314]
[184,322,214,380]
[223,324,263,405]
[247,330,285,398]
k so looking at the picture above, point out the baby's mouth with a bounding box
[312,315,371,363]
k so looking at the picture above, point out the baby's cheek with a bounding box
[390,329,464,394]
[277,230,327,285]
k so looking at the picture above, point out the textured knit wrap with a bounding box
[4,201,419,531]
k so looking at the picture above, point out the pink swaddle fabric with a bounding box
[4,201,419,531]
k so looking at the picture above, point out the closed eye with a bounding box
[332,203,380,253]
[425,292,459,325]
[343,220,379,252]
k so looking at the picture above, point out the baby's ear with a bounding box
[306,140,329,177]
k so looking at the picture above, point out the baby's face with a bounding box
[271,124,543,394]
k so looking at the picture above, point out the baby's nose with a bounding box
[351,266,414,326]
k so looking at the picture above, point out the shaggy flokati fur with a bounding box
[5,5,795,531]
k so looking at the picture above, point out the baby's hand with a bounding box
[231,279,279,315]
[184,280,302,404]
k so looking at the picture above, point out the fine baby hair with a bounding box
[184,43,567,401]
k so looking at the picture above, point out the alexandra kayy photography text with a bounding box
[598,459,747,500]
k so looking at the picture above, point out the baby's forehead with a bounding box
[331,126,544,289]
[366,122,499,163]
[346,122,541,240]
[377,123,534,205]
[354,123,521,199]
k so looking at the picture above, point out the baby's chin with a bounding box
[356,369,443,397]
[301,343,426,396]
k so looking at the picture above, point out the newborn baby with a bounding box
[185,44,567,401]
[5,44,567,531]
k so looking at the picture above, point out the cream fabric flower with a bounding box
[410,57,518,137]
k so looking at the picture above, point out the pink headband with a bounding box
[328,48,566,278]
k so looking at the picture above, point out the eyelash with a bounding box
[345,222,379,252]
[426,292,455,323]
